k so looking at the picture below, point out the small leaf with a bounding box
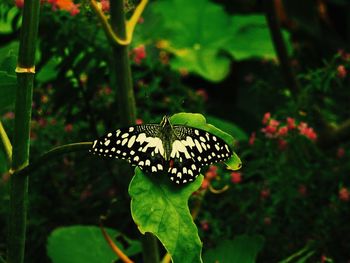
[203,235,265,263]
[129,168,203,263]
[47,225,141,263]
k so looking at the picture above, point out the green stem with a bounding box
[0,255,7,263]
[7,0,40,262]
[16,142,92,177]
[108,1,159,262]
[141,232,160,263]
[264,0,300,96]
[109,0,136,126]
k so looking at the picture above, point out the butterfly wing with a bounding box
[168,126,233,184]
[90,124,166,174]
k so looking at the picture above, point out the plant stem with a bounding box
[7,0,40,262]
[16,142,92,177]
[264,0,300,96]
[108,1,159,262]
[0,121,12,166]
[141,233,160,263]
[109,0,136,126]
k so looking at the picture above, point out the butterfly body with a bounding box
[90,116,232,184]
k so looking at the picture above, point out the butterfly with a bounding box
[90,116,233,184]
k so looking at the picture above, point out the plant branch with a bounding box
[15,142,92,177]
[89,0,148,46]
[99,223,134,263]
[264,0,300,95]
[0,121,12,166]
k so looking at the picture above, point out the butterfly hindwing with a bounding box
[90,124,166,174]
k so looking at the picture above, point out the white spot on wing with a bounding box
[107,133,112,137]
[104,140,110,146]
[129,127,134,132]
[122,133,129,138]
[194,139,202,153]
[127,135,136,148]
[170,140,191,159]
[92,140,98,148]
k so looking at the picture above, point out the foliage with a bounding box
[136,0,291,82]
[47,225,141,263]
[0,0,350,262]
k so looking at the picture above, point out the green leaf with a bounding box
[137,1,291,82]
[37,56,60,83]
[47,225,141,263]
[206,115,249,141]
[228,15,290,60]
[129,168,203,263]
[138,0,233,82]
[203,235,265,263]
[0,71,17,113]
[170,113,242,170]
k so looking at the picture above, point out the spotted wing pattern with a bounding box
[167,126,233,184]
[90,124,166,174]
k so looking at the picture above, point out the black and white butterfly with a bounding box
[90,116,233,184]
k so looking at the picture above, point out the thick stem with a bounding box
[264,0,300,96]
[7,0,40,262]
[108,1,158,262]
[141,233,160,263]
[109,0,136,126]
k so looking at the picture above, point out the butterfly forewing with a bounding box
[168,126,233,183]
[90,124,167,174]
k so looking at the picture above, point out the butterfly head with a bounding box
[160,115,172,128]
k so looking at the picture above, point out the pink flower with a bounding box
[101,0,109,12]
[337,65,347,79]
[200,220,209,231]
[196,89,208,101]
[135,118,143,125]
[249,132,256,146]
[3,111,15,120]
[337,147,345,158]
[131,45,146,65]
[205,165,218,180]
[230,172,242,184]
[277,126,288,136]
[201,178,210,189]
[15,0,24,8]
[262,112,271,125]
[261,119,280,137]
[287,117,296,130]
[339,187,350,202]
[64,123,73,132]
[298,122,317,141]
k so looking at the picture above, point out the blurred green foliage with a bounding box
[0,0,350,262]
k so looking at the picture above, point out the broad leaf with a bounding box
[47,225,141,263]
[228,15,291,60]
[129,113,241,263]
[206,115,249,141]
[142,0,232,82]
[203,235,264,263]
[129,168,203,263]
[136,0,290,82]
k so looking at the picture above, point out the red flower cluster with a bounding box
[230,172,242,184]
[339,187,350,202]
[201,165,218,189]
[46,0,80,16]
[260,113,317,146]
[131,45,147,65]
